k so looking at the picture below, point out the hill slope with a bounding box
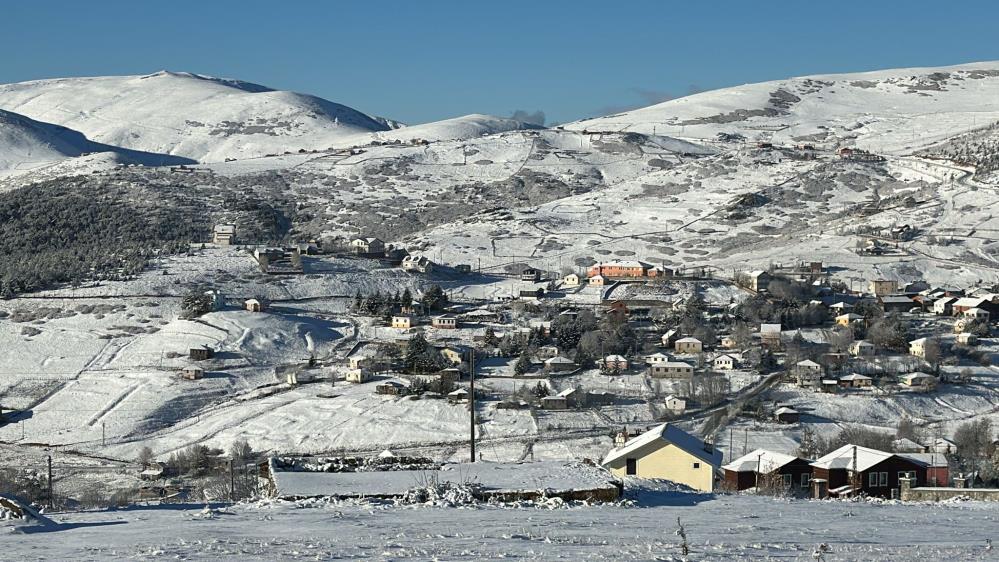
[0,109,192,180]
[566,61,999,154]
[0,71,392,162]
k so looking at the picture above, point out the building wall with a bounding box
[605,442,716,492]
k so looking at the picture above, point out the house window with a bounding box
[626,458,637,475]
[868,472,878,487]
[693,462,700,469]
[800,473,810,488]
[782,474,792,487]
[879,472,888,487]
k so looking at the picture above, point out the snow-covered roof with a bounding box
[676,337,701,343]
[556,387,578,397]
[796,360,820,368]
[646,353,670,361]
[661,361,693,368]
[714,354,737,362]
[891,438,924,451]
[592,260,653,269]
[749,270,768,278]
[605,354,627,362]
[663,394,685,403]
[899,452,948,468]
[722,449,801,473]
[601,423,722,468]
[544,356,575,365]
[909,338,928,345]
[774,407,798,415]
[953,297,988,308]
[760,324,781,334]
[811,444,894,471]
[839,373,872,381]
[902,372,936,382]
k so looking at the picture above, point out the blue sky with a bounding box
[4,1,999,125]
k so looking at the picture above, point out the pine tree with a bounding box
[404,332,429,371]
[514,352,531,376]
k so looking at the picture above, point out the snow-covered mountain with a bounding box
[566,61,999,154]
[0,71,392,162]
[368,113,544,144]
[0,108,191,180]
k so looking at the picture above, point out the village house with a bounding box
[536,345,560,360]
[602,423,722,492]
[661,329,680,347]
[722,449,813,492]
[892,438,925,453]
[748,270,771,292]
[431,315,458,329]
[400,301,425,316]
[212,224,236,246]
[391,315,414,330]
[720,335,738,349]
[180,366,204,380]
[518,288,545,301]
[447,388,469,404]
[375,380,407,395]
[901,372,937,389]
[774,406,800,424]
[664,395,686,415]
[348,356,373,370]
[956,332,978,346]
[674,337,702,354]
[529,320,553,336]
[838,373,873,389]
[244,298,265,313]
[648,265,675,278]
[586,260,653,279]
[189,346,214,361]
[930,437,957,455]
[933,296,958,315]
[349,237,385,255]
[401,254,434,273]
[542,387,580,410]
[544,356,577,373]
[835,313,864,327]
[848,340,875,357]
[760,324,782,348]
[645,352,671,365]
[587,390,615,407]
[908,337,928,358]
[828,301,853,313]
[794,360,823,387]
[439,345,470,366]
[603,354,629,371]
[347,368,373,384]
[563,273,580,287]
[588,274,607,286]
[520,267,541,282]
[713,354,738,370]
[962,307,990,322]
[869,279,899,297]
[879,294,916,313]
[649,361,694,380]
[810,444,927,498]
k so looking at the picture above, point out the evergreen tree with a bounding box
[514,352,531,376]
[404,332,430,371]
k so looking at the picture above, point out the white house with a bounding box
[963,307,990,322]
[588,274,607,286]
[674,337,702,354]
[603,354,629,370]
[664,395,687,415]
[713,354,738,370]
[848,340,875,357]
[345,368,372,384]
[645,352,671,365]
[563,273,581,287]
[901,372,937,388]
[909,338,928,358]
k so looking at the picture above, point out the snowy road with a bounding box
[3,490,999,560]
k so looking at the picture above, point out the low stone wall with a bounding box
[902,487,999,502]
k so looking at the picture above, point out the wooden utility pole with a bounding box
[469,349,476,462]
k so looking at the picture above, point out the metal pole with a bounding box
[469,349,476,462]
[47,455,53,508]
[102,421,106,447]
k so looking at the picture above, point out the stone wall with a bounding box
[902,486,999,502]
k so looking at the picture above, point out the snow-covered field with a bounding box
[3,487,999,560]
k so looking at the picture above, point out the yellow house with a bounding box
[602,423,722,492]
[391,315,413,330]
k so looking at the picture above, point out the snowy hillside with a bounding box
[0,108,191,181]
[565,61,999,154]
[0,71,392,162]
